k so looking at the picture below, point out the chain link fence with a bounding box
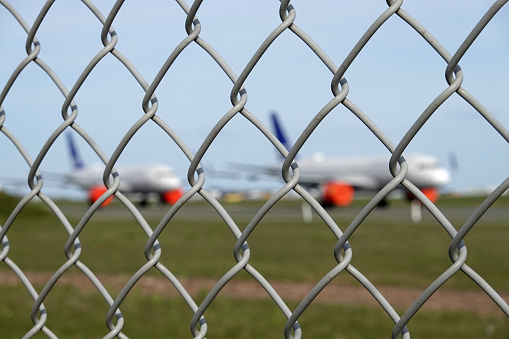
[1,0,508,338]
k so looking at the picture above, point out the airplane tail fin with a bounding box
[67,132,85,169]
[270,111,293,158]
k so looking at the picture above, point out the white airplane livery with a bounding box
[267,113,451,207]
[65,134,184,206]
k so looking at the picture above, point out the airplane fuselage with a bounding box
[272,153,450,191]
[66,163,182,194]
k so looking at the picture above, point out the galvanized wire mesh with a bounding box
[1,0,508,338]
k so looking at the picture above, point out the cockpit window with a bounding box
[417,162,439,170]
[154,170,173,178]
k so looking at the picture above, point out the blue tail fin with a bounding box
[270,112,292,158]
[67,132,85,169]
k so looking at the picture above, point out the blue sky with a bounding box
[1,1,508,199]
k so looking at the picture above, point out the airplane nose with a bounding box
[166,176,182,189]
[435,168,451,186]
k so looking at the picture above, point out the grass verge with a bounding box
[1,283,508,338]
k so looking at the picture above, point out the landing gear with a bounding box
[377,198,389,208]
[410,200,422,223]
[139,194,148,207]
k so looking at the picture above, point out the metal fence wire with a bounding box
[1,0,509,338]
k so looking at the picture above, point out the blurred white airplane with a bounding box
[65,133,184,206]
[263,112,451,207]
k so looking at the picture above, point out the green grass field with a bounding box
[2,283,508,339]
[1,193,509,337]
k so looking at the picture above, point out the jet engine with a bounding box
[161,188,185,205]
[88,185,114,207]
[321,181,355,207]
[406,187,439,203]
